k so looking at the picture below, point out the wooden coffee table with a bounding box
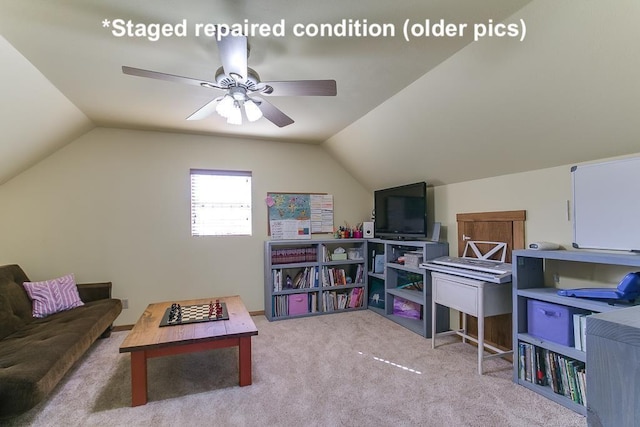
[119,295,258,406]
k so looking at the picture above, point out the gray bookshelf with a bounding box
[512,249,640,416]
[264,239,367,320]
[367,239,449,337]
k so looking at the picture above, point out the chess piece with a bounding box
[169,303,179,322]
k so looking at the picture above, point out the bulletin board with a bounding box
[266,192,334,240]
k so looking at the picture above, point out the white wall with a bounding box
[2,125,636,326]
[0,127,372,324]
[434,165,572,255]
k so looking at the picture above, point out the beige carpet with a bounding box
[2,310,586,427]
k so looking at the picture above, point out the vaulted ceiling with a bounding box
[1,1,639,188]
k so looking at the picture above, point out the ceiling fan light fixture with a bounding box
[216,94,234,118]
[244,99,263,122]
[226,102,243,125]
[123,34,335,128]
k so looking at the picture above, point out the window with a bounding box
[190,169,252,236]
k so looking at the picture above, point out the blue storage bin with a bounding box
[527,299,588,346]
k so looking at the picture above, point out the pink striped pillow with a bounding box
[22,274,84,318]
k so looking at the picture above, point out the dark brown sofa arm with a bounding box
[77,282,112,303]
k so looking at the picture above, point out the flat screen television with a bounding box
[374,182,427,240]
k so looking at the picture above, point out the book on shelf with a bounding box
[580,315,587,351]
[524,343,532,383]
[321,267,348,286]
[273,270,282,292]
[566,359,578,403]
[572,313,589,352]
[544,349,553,390]
[354,264,364,284]
[271,246,318,264]
[518,343,526,381]
[573,313,582,351]
[535,346,546,386]
[310,293,318,313]
[337,292,348,309]
[528,344,535,384]
[321,288,363,311]
[322,291,337,312]
[321,244,330,262]
[273,295,286,317]
[519,342,587,407]
[277,266,319,290]
[292,270,304,288]
[348,287,362,308]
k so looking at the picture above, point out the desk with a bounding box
[431,272,513,374]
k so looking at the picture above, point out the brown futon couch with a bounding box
[0,264,122,420]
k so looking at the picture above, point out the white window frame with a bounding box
[190,169,252,236]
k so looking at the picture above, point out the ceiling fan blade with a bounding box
[217,35,248,82]
[187,97,222,121]
[122,66,225,90]
[258,80,337,96]
[252,97,294,127]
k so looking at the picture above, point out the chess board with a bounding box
[159,302,229,327]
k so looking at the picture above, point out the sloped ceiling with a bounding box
[326,0,640,190]
[0,36,93,184]
[1,1,639,189]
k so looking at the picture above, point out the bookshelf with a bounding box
[512,249,640,415]
[367,239,449,337]
[264,239,367,320]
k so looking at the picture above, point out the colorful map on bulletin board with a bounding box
[266,193,334,239]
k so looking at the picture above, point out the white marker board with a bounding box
[572,156,640,252]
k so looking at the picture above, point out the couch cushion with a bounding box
[22,274,84,318]
[0,298,122,419]
[0,265,33,340]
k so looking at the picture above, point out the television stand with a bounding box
[367,238,449,337]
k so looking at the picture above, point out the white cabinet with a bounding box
[431,272,512,374]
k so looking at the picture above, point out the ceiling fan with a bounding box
[122,35,337,127]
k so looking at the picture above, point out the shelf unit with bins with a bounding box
[367,239,449,337]
[512,249,640,415]
[264,239,367,321]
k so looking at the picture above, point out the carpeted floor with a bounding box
[2,310,586,426]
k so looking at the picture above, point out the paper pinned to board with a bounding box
[270,219,311,240]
